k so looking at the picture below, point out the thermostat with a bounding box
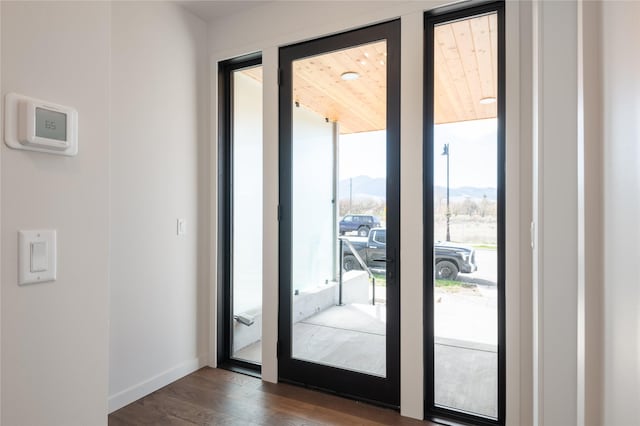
[4,93,78,156]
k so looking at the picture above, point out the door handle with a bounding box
[387,251,396,281]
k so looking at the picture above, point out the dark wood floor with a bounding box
[109,367,434,425]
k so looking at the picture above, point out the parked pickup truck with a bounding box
[342,228,477,280]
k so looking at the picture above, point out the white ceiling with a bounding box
[178,1,266,22]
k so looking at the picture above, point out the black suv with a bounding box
[339,214,382,237]
[342,228,477,280]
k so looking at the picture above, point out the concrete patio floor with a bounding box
[234,289,497,419]
[293,303,386,377]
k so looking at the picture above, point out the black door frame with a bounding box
[424,2,506,425]
[217,53,263,375]
[278,20,401,407]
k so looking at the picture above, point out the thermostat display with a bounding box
[35,107,67,141]
[4,93,78,156]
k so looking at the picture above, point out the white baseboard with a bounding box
[108,355,208,413]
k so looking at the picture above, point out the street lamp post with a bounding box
[442,143,451,242]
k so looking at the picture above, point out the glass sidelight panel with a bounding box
[230,64,263,364]
[289,41,388,377]
[426,4,504,424]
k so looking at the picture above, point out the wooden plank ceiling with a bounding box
[291,41,387,135]
[434,13,498,125]
[241,12,497,134]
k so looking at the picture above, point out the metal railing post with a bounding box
[338,239,344,306]
[338,236,379,306]
[372,277,376,306]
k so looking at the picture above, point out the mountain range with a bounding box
[338,175,497,201]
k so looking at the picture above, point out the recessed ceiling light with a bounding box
[380,60,385,65]
[341,71,360,81]
[480,97,497,105]
[364,52,370,58]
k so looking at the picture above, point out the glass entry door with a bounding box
[278,20,400,406]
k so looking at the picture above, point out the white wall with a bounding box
[1,4,4,420]
[601,2,640,424]
[578,1,604,425]
[208,1,529,422]
[108,1,209,412]
[259,46,279,382]
[1,1,210,419]
[532,2,579,424]
[530,2,633,425]
[1,2,111,424]
[399,11,425,418]
[508,2,533,424]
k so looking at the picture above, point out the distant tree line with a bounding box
[339,195,497,221]
[339,198,386,220]
[436,195,497,218]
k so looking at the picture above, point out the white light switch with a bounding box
[19,230,56,285]
[30,241,48,272]
[177,219,186,236]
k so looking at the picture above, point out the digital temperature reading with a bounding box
[35,107,67,141]
[4,93,78,156]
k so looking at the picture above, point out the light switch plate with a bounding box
[18,230,56,285]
